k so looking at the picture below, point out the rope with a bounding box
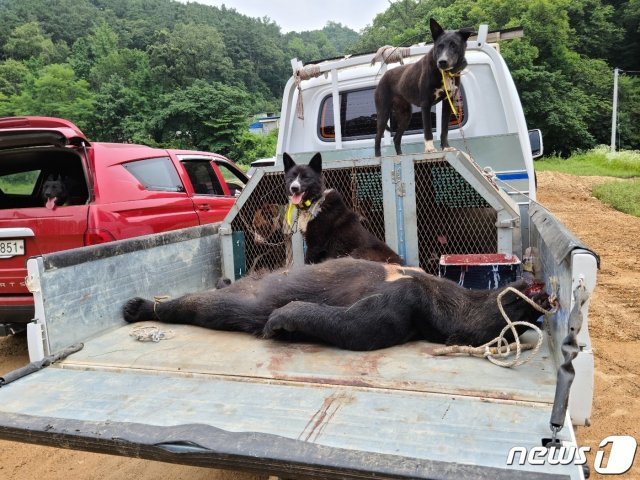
[295,64,322,119]
[433,286,556,368]
[440,69,459,119]
[129,325,174,343]
[438,68,474,158]
[153,295,169,320]
[370,45,412,66]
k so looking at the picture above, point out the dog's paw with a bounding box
[122,297,154,323]
[424,140,437,153]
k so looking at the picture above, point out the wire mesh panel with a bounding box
[230,164,385,276]
[414,159,498,275]
[324,165,386,242]
[230,171,290,275]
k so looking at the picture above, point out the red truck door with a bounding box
[178,156,237,224]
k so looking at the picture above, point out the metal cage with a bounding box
[220,151,521,280]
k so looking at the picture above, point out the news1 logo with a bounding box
[594,436,637,475]
[506,435,637,474]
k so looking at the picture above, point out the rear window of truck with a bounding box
[318,86,466,141]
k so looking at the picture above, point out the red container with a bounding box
[439,253,521,290]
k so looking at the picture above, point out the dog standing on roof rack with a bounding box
[373,18,473,157]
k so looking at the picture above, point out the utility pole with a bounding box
[610,67,619,152]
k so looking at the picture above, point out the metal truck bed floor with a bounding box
[0,322,577,479]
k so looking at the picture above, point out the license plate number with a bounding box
[0,239,25,258]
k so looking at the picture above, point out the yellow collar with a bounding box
[286,198,313,226]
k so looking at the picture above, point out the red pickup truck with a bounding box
[0,116,248,334]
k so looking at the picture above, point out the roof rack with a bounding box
[285,24,523,149]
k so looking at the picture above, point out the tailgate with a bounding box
[0,225,582,479]
[0,331,576,480]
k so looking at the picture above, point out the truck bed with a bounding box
[0,195,596,479]
[0,319,575,479]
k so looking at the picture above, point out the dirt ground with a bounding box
[0,171,637,479]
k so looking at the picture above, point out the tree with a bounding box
[86,75,151,143]
[147,24,234,90]
[228,128,278,165]
[7,63,95,130]
[0,59,31,96]
[3,22,56,62]
[89,48,153,91]
[322,22,360,54]
[149,81,251,153]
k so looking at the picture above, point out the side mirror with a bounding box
[529,129,543,159]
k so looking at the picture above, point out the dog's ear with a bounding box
[458,27,475,42]
[283,153,296,173]
[430,18,445,41]
[308,152,322,174]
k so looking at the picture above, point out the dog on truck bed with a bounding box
[123,257,549,351]
[373,18,473,156]
[284,152,403,265]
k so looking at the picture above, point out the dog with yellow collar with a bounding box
[284,152,403,265]
[373,18,473,156]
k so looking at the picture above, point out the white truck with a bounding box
[0,26,598,479]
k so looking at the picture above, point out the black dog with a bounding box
[284,152,403,265]
[374,18,472,156]
[123,257,549,351]
[42,173,70,209]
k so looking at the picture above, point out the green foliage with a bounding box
[535,146,640,177]
[592,179,640,217]
[0,0,361,154]
[228,128,278,165]
[536,146,640,217]
[0,0,638,157]
[0,59,31,96]
[322,22,361,54]
[3,22,57,62]
[0,63,95,130]
[356,0,640,153]
[147,23,234,89]
[149,81,251,154]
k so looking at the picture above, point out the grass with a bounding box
[592,180,640,217]
[535,145,640,177]
[0,179,34,195]
[535,146,640,217]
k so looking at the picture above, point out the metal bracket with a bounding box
[218,224,232,235]
[391,169,406,197]
[25,274,40,293]
[496,217,519,228]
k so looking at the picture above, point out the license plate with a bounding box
[0,239,25,258]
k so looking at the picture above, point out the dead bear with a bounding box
[123,257,549,351]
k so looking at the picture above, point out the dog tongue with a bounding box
[291,193,304,205]
[46,197,57,210]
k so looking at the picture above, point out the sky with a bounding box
[180,0,390,33]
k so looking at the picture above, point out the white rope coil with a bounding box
[370,45,412,66]
[129,325,175,343]
[295,64,322,119]
[434,286,555,368]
